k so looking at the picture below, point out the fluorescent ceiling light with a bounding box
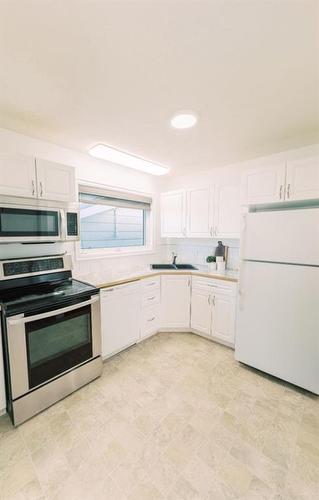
[89,144,169,176]
[171,112,197,129]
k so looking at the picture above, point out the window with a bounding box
[78,186,152,255]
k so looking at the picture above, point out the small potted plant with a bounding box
[206,255,217,272]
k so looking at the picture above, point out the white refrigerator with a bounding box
[235,207,319,395]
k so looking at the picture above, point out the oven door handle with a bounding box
[7,295,99,325]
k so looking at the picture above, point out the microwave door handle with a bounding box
[7,295,99,325]
[60,209,66,240]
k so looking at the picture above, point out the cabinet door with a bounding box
[160,275,190,329]
[191,288,211,335]
[214,185,240,238]
[0,155,36,198]
[36,158,76,202]
[101,283,141,358]
[160,190,186,237]
[286,157,319,201]
[212,292,236,344]
[187,187,212,238]
[242,165,286,205]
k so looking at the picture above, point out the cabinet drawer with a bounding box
[141,305,160,338]
[142,289,160,308]
[141,276,160,292]
[192,276,236,296]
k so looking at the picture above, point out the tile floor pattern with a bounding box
[0,332,318,500]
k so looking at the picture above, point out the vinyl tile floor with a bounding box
[0,332,318,500]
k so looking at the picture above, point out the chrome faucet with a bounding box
[172,252,177,265]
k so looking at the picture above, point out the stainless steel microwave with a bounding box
[0,203,79,243]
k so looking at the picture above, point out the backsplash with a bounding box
[162,239,240,270]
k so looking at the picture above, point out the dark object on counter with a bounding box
[215,241,228,264]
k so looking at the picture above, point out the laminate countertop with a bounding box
[76,267,238,289]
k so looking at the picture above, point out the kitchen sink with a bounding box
[151,264,198,270]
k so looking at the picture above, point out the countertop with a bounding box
[75,267,238,289]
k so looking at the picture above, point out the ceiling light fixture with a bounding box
[88,144,170,176]
[171,112,197,129]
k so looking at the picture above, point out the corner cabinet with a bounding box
[160,275,191,329]
[160,190,187,237]
[0,154,76,203]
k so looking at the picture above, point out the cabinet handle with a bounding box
[146,282,156,287]
[208,295,211,305]
[212,295,216,306]
[210,227,213,237]
[214,226,218,237]
[287,183,291,199]
[188,277,191,287]
[39,181,43,197]
[148,316,156,322]
[103,288,114,293]
[147,296,156,301]
[31,180,35,196]
[279,185,283,200]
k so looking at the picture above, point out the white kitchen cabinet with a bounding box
[0,155,76,203]
[160,275,191,329]
[191,277,237,346]
[190,286,211,335]
[286,157,319,201]
[161,190,187,237]
[242,164,286,205]
[187,187,212,237]
[0,155,37,198]
[35,158,76,203]
[212,291,236,344]
[141,305,160,339]
[214,185,241,238]
[100,282,141,358]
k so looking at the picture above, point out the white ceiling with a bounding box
[0,0,318,176]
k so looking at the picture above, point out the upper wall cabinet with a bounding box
[286,157,319,201]
[214,185,240,238]
[0,155,76,203]
[187,187,212,238]
[242,157,319,205]
[0,155,37,198]
[35,159,76,203]
[160,190,187,237]
[242,164,286,205]
[160,184,240,239]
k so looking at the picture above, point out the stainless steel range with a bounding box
[0,254,102,425]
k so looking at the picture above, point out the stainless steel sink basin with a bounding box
[151,264,198,270]
[151,264,177,270]
[174,264,198,270]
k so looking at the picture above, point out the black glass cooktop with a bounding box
[0,278,99,316]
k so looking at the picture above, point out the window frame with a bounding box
[75,181,155,260]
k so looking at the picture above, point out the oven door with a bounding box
[0,205,62,242]
[6,295,101,400]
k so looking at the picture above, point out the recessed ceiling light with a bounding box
[171,112,197,129]
[88,144,170,176]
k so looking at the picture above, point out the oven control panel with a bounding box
[3,258,64,277]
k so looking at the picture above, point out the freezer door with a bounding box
[235,261,319,394]
[241,208,319,265]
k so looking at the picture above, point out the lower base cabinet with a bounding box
[100,274,237,360]
[191,277,237,345]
